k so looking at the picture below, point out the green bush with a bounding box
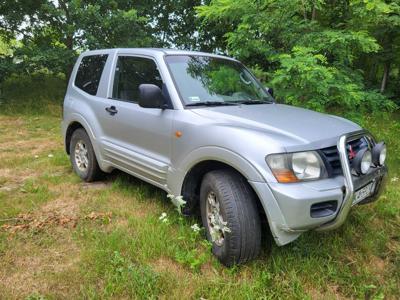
[269,47,397,112]
[0,73,65,116]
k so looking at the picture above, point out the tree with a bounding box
[0,0,155,76]
[350,0,400,94]
[197,0,397,111]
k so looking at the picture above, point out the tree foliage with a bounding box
[0,0,399,112]
[197,0,399,112]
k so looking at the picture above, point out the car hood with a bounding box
[191,103,362,150]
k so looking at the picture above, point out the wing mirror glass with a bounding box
[138,84,166,109]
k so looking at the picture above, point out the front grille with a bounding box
[320,136,371,176]
[320,145,342,176]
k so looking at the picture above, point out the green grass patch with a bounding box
[0,92,399,299]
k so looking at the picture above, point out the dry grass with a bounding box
[0,114,399,299]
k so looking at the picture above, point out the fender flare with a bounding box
[63,113,108,171]
[168,146,266,196]
[167,146,300,246]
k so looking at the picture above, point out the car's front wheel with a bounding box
[69,128,102,182]
[200,169,262,266]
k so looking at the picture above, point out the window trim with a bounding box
[73,54,109,96]
[108,54,168,105]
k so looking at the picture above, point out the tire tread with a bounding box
[200,169,262,266]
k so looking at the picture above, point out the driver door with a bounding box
[96,55,174,187]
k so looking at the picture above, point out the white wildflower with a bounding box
[162,217,169,223]
[391,176,399,182]
[48,154,54,158]
[167,194,186,213]
[191,223,201,232]
[159,212,167,220]
[34,155,39,159]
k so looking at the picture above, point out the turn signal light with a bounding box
[272,169,299,183]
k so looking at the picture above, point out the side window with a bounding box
[112,56,163,102]
[75,54,108,95]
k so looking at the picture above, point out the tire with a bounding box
[200,169,262,266]
[69,128,102,182]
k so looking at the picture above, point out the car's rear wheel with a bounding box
[200,169,262,266]
[69,128,102,182]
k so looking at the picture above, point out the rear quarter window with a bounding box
[74,54,108,95]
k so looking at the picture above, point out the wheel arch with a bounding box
[64,113,97,153]
[65,121,84,154]
[179,159,267,227]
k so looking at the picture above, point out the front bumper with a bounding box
[250,130,388,245]
[317,131,387,231]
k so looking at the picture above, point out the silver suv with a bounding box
[62,48,388,266]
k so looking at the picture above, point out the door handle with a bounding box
[105,106,118,115]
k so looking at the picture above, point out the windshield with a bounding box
[164,55,274,106]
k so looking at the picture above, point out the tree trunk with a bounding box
[380,62,390,93]
[368,61,377,84]
[311,6,317,20]
[64,34,74,82]
[301,0,308,20]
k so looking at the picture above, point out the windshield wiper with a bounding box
[185,101,238,107]
[237,100,273,105]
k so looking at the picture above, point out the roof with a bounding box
[80,48,236,61]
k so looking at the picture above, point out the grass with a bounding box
[0,77,399,299]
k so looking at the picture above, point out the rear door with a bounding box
[97,55,174,187]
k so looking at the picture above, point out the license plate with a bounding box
[354,181,376,205]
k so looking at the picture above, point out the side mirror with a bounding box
[138,84,165,109]
[265,86,274,97]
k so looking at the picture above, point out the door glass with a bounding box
[112,56,163,102]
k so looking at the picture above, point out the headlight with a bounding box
[380,146,387,165]
[266,151,326,183]
[372,142,386,166]
[353,148,372,175]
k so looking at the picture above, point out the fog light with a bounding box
[372,142,386,166]
[353,148,372,175]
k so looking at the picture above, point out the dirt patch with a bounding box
[0,236,81,299]
[200,261,218,278]
[41,196,80,216]
[0,167,35,182]
[0,116,26,132]
[0,138,60,153]
[368,255,388,285]
[0,141,60,162]
[370,255,386,272]
[81,181,112,190]
[307,287,327,300]
[306,284,346,300]
[151,257,187,278]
